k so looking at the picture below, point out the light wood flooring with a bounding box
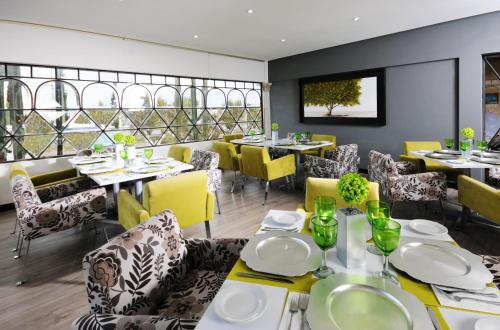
[0,173,498,329]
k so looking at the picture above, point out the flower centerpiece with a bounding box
[113,132,125,162]
[336,173,369,268]
[124,135,137,160]
[271,122,279,143]
[460,127,474,157]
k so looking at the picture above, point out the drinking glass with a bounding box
[365,200,390,255]
[459,140,471,157]
[287,132,296,144]
[311,216,338,279]
[295,132,302,142]
[372,218,401,284]
[314,196,336,221]
[305,131,312,141]
[476,140,488,157]
[143,147,153,165]
[444,138,454,150]
[120,149,129,168]
[93,143,103,155]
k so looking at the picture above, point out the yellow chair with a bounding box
[118,171,215,237]
[297,177,379,213]
[239,145,296,205]
[224,134,244,153]
[301,134,337,158]
[168,145,191,163]
[212,141,240,192]
[458,175,500,226]
[400,141,462,182]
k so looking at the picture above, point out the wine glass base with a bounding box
[381,269,400,286]
[367,244,382,255]
[313,266,334,279]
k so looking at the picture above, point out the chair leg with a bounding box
[439,200,446,224]
[263,181,270,205]
[16,239,31,286]
[10,218,17,235]
[290,175,295,191]
[12,231,21,252]
[14,237,24,260]
[230,171,236,193]
[215,191,221,214]
[241,175,246,191]
[204,220,212,239]
[457,206,470,230]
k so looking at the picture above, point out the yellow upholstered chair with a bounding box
[223,134,244,153]
[118,171,215,237]
[168,145,191,163]
[239,145,296,205]
[297,177,379,213]
[458,175,500,226]
[301,134,337,158]
[400,141,462,183]
[212,141,240,192]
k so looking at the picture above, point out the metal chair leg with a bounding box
[230,171,236,193]
[204,220,212,239]
[14,237,24,259]
[16,239,31,286]
[10,219,17,235]
[290,175,295,191]
[457,206,469,230]
[215,191,221,214]
[12,231,21,252]
[263,181,270,205]
[241,175,246,191]
[439,200,446,224]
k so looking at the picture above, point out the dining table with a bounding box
[196,210,500,330]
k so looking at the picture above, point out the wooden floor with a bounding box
[0,173,498,329]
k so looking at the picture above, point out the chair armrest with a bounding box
[72,313,198,330]
[458,175,500,223]
[36,177,95,203]
[319,145,336,158]
[265,154,296,181]
[394,160,418,175]
[118,189,150,230]
[30,168,78,186]
[18,188,107,240]
[388,172,447,202]
[206,191,215,220]
[185,238,248,272]
[399,155,425,173]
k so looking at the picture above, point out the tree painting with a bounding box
[303,79,361,116]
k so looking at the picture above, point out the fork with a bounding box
[288,295,299,330]
[433,285,500,306]
[298,293,309,330]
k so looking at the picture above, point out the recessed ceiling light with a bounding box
[247,9,254,14]
[352,16,360,22]
[193,35,199,39]
[280,39,286,43]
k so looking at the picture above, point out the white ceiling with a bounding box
[1,0,500,61]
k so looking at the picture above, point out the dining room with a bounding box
[1,1,500,330]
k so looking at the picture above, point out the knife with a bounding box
[236,272,294,284]
[426,307,442,330]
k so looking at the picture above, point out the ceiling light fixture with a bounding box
[193,35,199,39]
[247,9,254,14]
[280,39,286,43]
[352,16,360,22]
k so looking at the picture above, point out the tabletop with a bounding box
[231,138,334,151]
[410,150,500,169]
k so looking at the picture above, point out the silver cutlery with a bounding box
[260,226,299,232]
[434,285,498,298]
[288,296,299,330]
[433,285,500,305]
[235,272,294,284]
[298,293,309,330]
[426,307,441,330]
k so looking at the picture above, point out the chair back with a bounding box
[368,150,401,197]
[168,145,191,163]
[143,171,211,228]
[403,141,442,155]
[223,134,243,143]
[312,134,336,145]
[325,144,359,172]
[190,150,219,170]
[240,145,270,180]
[9,172,42,212]
[212,141,238,171]
[304,177,379,212]
[8,163,30,180]
[77,149,92,157]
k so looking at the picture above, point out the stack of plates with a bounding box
[129,165,168,174]
[74,158,107,166]
[434,149,462,156]
[148,157,173,164]
[260,211,305,232]
[424,152,459,160]
[213,282,267,323]
[472,151,500,159]
[80,165,117,175]
[470,157,500,165]
[408,219,448,236]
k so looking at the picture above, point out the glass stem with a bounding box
[322,249,328,270]
[383,255,389,274]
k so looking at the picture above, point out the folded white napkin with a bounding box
[257,210,306,234]
[278,292,311,330]
[395,219,454,241]
[432,286,500,314]
[439,307,500,330]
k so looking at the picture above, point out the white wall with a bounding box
[0,21,269,205]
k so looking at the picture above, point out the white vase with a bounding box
[127,145,136,160]
[272,130,278,144]
[336,207,367,269]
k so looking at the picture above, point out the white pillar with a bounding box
[262,83,272,139]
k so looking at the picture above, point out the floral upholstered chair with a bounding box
[189,150,222,214]
[303,144,360,179]
[482,255,500,288]
[368,150,447,212]
[487,167,500,187]
[73,210,247,330]
[9,166,107,285]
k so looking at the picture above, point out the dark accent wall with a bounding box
[269,11,500,168]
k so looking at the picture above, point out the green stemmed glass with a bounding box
[476,140,488,157]
[143,147,153,166]
[120,149,129,168]
[311,216,338,279]
[459,140,471,157]
[444,138,454,150]
[365,200,390,255]
[93,143,103,155]
[314,196,336,221]
[372,218,401,284]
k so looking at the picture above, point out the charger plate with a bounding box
[472,151,500,159]
[434,149,462,156]
[306,274,433,330]
[470,157,500,165]
[389,237,493,290]
[424,152,459,160]
[74,158,107,165]
[129,165,168,174]
[240,231,321,277]
[80,165,117,175]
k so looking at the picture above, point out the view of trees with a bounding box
[303,79,361,116]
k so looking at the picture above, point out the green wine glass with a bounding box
[460,140,471,158]
[314,196,336,221]
[365,200,390,255]
[311,215,338,279]
[120,149,129,168]
[372,218,401,284]
[143,147,153,166]
[444,138,454,150]
[476,140,488,157]
[93,143,103,155]
[295,132,302,142]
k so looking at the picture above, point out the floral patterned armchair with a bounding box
[487,167,500,187]
[368,150,447,202]
[189,150,222,214]
[73,210,247,330]
[303,144,360,179]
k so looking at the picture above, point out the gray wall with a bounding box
[269,11,500,168]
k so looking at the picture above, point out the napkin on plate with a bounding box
[439,307,500,330]
[257,210,306,234]
[432,286,500,314]
[278,292,311,330]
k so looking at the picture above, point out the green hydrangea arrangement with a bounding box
[124,135,136,146]
[113,132,125,144]
[460,127,474,139]
[271,122,280,131]
[338,173,369,206]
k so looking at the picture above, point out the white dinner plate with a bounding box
[129,165,168,174]
[213,282,267,323]
[475,317,500,330]
[240,231,321,277]
[408,219,448,236]
[74,158,107,165]
[80,165,117,175]
[306,274,434,330]
[268,212,302,228]
[389,237,493,290]
[447,160,465,164]
[90,153,113,159]
[149,157,173,164]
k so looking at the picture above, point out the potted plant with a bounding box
[460,127,474,158]
[124,135,137,160]
[271,122,279,144]
[113,132,125,162]
[336,173,369,268]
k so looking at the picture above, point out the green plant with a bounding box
[460,127,475,139]
[338,173,369,206]
[271,122,280,131]
[124,135,136,146]
[113,132,125,144]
